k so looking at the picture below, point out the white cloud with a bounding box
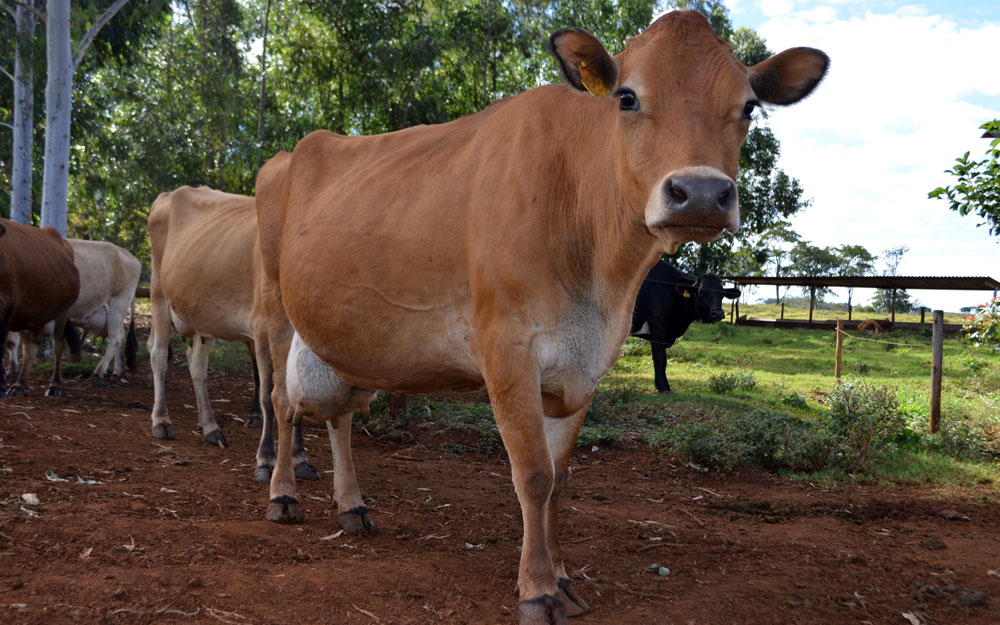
[752,4,1000,310]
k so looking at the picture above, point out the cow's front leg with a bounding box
[651,342,670,393]
[327,410,375,535]
[484,357,566,625]
[187,335,226,447]
[543,410,591,617]
[45,318,71,397]
[9,331,38,396]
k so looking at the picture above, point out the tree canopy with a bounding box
[929,119,1000,240]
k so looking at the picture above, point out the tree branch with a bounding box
[0,121,14,131]
[1,64,13,82]
[10,0,45,23]
[72,0,129,72]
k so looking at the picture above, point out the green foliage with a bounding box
[708,369,757,393]
[963,297,1000,350]
[827,378,907,471]
[929,120,1000,238]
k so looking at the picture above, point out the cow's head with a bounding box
[550,11,828,253]
[676,273,740,323]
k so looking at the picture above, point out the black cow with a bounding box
[630,261,740,393]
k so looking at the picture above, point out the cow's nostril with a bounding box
[667,180,688,205]
[718,188,731,209]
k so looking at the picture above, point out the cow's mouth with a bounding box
[662,225,725,243]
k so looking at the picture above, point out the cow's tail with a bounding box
[64,320,83,362]
[125,298,138,373]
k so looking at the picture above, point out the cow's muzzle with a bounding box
[645,167,740,248]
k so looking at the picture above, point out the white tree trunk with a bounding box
[10,3,37,225]
[40,0,72,236]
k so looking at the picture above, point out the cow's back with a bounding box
[0,218,80,333]
[148,186,258,341]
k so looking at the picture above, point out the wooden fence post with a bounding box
[930,310,943,433]
[730,299,735,324]
[809,286,816,324]
[834,319,844,382]
[920,307,926,324]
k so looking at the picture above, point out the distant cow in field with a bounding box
[254,10,827,622]
[0,218,82,398]
[147,187,317,479]
[857,319,892,333]
[630,261,740,393]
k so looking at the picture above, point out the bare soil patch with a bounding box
[2,358,998,624]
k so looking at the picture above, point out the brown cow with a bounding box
[857,319,893,333]
[255,11,827,623]
[146,187,318,479]
[0,218,82,398]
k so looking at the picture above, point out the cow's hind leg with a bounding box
[187,335,227,447]
[651,342,670,393]
[327,410,375,535]
[246,341,263,428]
[543,410,591,617]
[148,290,174,439]
[292,422,319,480]
[9,331,38,396]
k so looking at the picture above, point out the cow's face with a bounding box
[550,11,828,253]
[678,274,740,323]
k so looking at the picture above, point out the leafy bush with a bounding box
[708,370,757,393]
[827,378,906,471]
[781,393,809,409]
[855,362,872,375]
[963,297,1000,350]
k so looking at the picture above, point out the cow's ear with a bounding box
[724,288,741,299]
[550,28,618,96]
[749,47,829,105]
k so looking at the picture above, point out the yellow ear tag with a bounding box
[578,60,609,96]
[683,290,692,298]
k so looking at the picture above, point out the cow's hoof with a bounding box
[516,594,568,625]
[0,390,7,399]
[245,415,263,429]
[656,388,671,394]
[254,465,273,483]
[338,505,377,536]
[204,430,227,448]
[44,385,62,397]
[294,460,320,481]
[152,423,175,440]
[266,495,302,523]
[557,578,591,616]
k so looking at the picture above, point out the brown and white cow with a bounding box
[146,187,318,479]
[255,11,827,623]
[17,239,142,384]
[0,218,82,398]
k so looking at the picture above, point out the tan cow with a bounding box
[17,239,142,384]
[0,218,82,398]
[146,187,319,480]
[256,11,828,623]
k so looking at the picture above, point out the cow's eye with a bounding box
[617,88,639,111]
[741,100,759,120]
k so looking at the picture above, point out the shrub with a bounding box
[855,362,872,375]
[708,370,757,394]
[827,378,906,471]
[964,297,1000,350]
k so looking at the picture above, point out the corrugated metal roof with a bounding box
[722,276,1000,290]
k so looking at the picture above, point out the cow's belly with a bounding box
[73,304,109,335]
[288,294,483,394]
[168,305,252,343]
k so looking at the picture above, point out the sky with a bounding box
[711,0,1000,311]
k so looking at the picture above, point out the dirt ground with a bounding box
[2,356,998,625]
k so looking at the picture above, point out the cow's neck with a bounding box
[531,87,664,331]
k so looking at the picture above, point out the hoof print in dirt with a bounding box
[294,461,320,481]
[204,430,227,448]
[337,506,377,536]
[267,495,303,523]
[152,423,175,440]
[516,594,568,625]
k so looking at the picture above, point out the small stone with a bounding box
[21,493,39,506]
[921,538,947,550]
[112,589,125,599]
[592,493,607,501]
[646,563,661,573]
[939,509,971,522]
[951,590,990,607]
[657,566,670,577]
